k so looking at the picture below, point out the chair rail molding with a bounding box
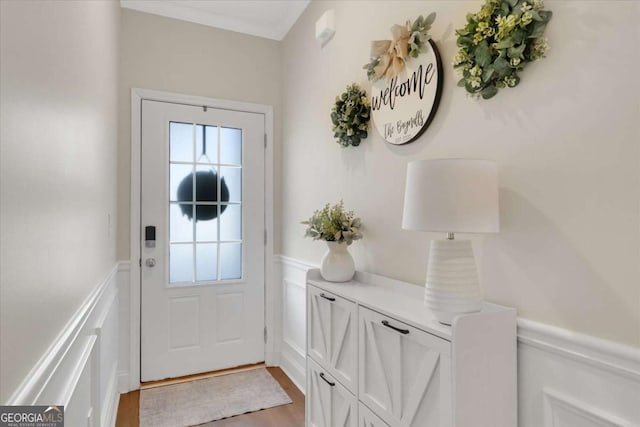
[517,318,640,381]
[6,263,121,427]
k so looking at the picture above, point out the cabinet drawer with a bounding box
[359,306,452,427]
[307,357,357,427]
[307,285,357,392]
[359,403,389,427]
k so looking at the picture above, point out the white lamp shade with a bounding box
[402,159,499,233]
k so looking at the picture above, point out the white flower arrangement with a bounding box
[302,201,363,245]
[453,0,552,99]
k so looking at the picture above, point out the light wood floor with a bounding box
[115,367,305,427]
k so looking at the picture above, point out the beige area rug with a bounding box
[139,368,293,427]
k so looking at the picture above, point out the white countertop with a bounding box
[307,269,511,341]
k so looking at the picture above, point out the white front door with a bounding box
[140,99,265,382]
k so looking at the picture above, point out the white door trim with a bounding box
[129,88,275,391]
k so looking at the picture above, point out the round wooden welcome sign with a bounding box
[370,39,443,145]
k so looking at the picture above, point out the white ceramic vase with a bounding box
[320,241,355,282]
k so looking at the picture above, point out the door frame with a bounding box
[129,88,275,391]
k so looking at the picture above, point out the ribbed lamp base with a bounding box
[424,239,483,325]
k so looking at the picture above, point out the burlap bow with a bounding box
[371,23,411,81]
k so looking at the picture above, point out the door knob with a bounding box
[145,258,156,268]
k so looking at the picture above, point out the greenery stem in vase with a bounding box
[302,201,363,282]
[301,201,363,245]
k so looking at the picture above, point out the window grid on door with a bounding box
[168,121,242,284]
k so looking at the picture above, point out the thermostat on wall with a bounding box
[315,10,335,46]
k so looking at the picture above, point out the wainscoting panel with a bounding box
[276,256,316,394]
[93,287,119,427]
[543,388,634,427]
[518,319,640,427]
[274,255,640,426]
[283,279,306,358]
[6,264,121,427]
[116,261,131,393]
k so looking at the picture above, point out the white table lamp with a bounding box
[402,159,499,325]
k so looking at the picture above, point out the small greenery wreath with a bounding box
[453,0,552,99]
[331,83,371,147]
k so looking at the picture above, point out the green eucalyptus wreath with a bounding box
[453,0,552,99]
[331,83,371,147]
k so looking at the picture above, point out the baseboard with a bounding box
[280,349,306,395]
[117,370,130,394]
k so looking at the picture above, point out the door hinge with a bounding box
[264,230,267,245]
[139,258,142,267]
[264,326,267,343]
[264,133,267,148]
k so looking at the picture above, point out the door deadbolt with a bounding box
[145,226,156,248]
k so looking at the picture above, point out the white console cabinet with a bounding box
[305,269,517,427]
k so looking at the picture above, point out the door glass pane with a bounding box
[170,244,193,283]
[219,204,241,241]
[220,243,242,280]
[169,120,243,284]
[196,125,218,164]
[195,166,226,204]
[195,205,218,242]
[196,243,218,281]
[220,127,242,165]
[170,164,194,203]
[220,167,241,203]
[170,122,193,162]
[170,203,193,243]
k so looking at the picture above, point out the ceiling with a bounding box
[120,0,310,41]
